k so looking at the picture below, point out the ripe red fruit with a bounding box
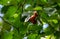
[29,11,38,24]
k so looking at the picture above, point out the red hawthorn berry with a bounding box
[29,11,38,24]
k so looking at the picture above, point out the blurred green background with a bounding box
[0,0,60,39]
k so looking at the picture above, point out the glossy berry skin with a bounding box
[29,11,38,24]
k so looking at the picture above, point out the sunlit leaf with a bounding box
[33,6,42,10]
[52,19,58,24]
[13,14,18,18]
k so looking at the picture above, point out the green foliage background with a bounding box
[0,0,60,39]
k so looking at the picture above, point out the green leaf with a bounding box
[10,0,19,5]
[19,23,27,34]
[3,31,13,39]
[33,6,42,10]
[43,26,54,35]
[1,5,10,13]
[4,6,17,21]
[52,19,58,24]
[2,22,11,31]
[13,29,20,39]
[46,35,51,39]
[41,0,48,3]
[28,24,42,31]
[28,34,38,39]
[0,0,11,5]
[25,0,34,4]
[13,14,18,18]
